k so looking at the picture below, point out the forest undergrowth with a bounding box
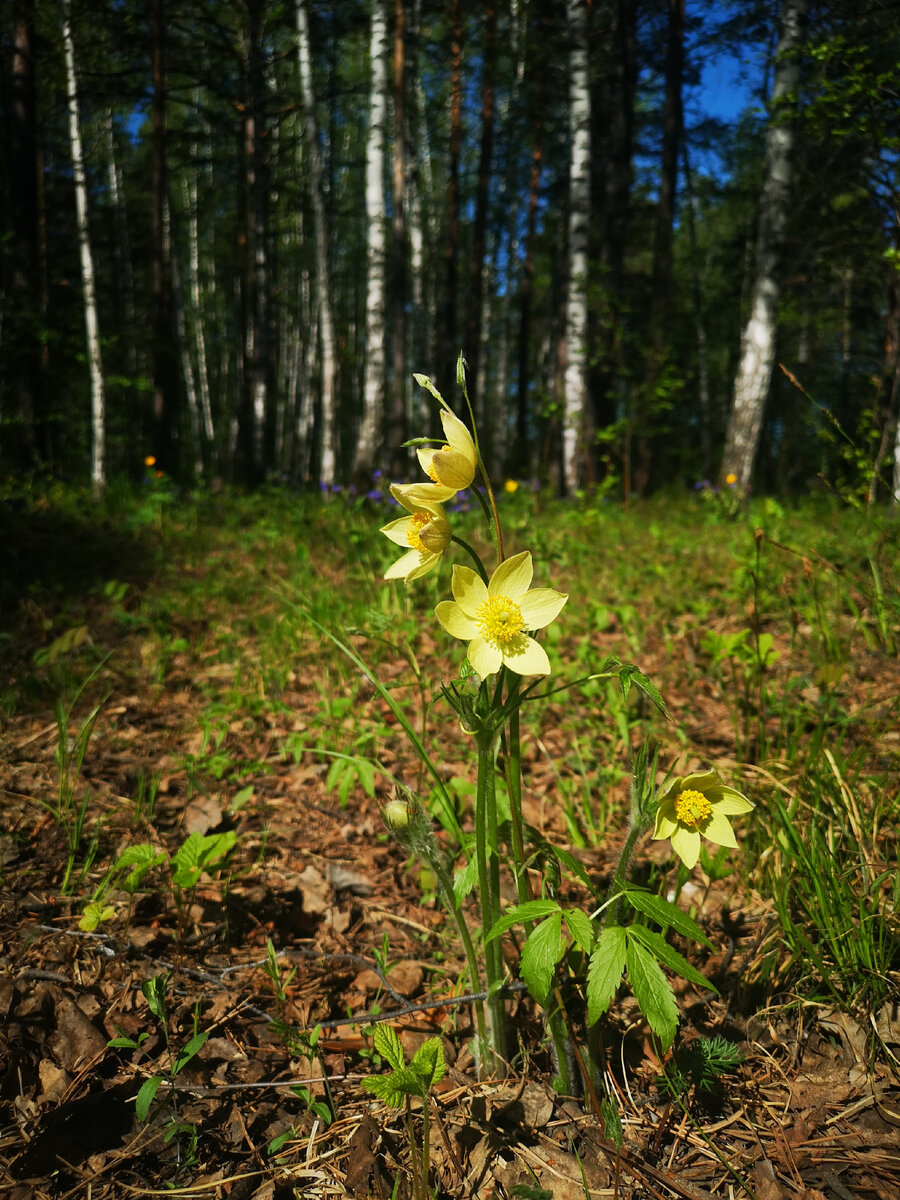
[1,479,898,1199]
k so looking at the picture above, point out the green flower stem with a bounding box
[476,729,507,1072]
[501,673,573,1094]
[451,535,490,584]
[426,852,488,1058]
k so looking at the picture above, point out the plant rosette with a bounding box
[652,770,754,869]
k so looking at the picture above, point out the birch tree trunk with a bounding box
[388,0,408,474]
[295,0,337,484]
[721,0,808,489]
[62,0,105,499]
[352,0,389,478]
[562,0,590,496]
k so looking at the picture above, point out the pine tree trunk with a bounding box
[296,0,337,484]
[352,0,389,479]
[62,0,105,499]
[721,0,808,490]
[562,0,590,496]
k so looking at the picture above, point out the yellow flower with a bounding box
[652,770,754,869]
[725,472,738,486]
[144,455,156,467]
[435,551,567,679]
[504,479,519,494]
[381,486,451,583]
[417,409,477,492]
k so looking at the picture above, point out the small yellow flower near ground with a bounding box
[504,479,519,494]
[417,408,477,492]
[652,770,754,869]
[381,486,451,583]
[144,455,156,467]
[725,472,738,486]
[435,550,567,679]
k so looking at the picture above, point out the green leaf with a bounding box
[410,1037,446,1090]
[115,843,167,894]
[587,927,627,1024]
[453,855,480,905]
[372,1023,405,1072]
[625,936,678,1050]
[362,1065,422,1106]
[549,844,597,894]
[79,901,115,931]
[485,899,560,943]
[623,890,713,948]
[173,1031,209,1074]
[520,913,564,1006]
[141,975,168,1024]
[171,831,237,889]
[628,926,717,993]
[135,1075,163,1122]
[616,665,670,719]
[562,907,594,953]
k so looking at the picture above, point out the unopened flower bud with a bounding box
[384,799,410,832]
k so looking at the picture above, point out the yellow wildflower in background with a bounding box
[725,472,738,486]
[417,409,477,492]
[652,770,754,869]
[144,455,156,467]
[435,551,567,679]
[381,486,451,584]
[504,479,519,494]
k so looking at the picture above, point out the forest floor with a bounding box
[0,487,898,1200]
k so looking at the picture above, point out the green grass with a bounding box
[2,480,898,1040]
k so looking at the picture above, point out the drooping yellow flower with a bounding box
[417,409,477,492]
[652,770,754,869]
[435,551,567,679]
[381,486,451,583]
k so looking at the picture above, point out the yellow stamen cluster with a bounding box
[406,511,431,551]
[477,594,525,647]
[674,788,713,828]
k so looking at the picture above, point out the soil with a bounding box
[1,535,899,1199]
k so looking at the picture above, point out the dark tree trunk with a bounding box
[515,139,542,474]
[388,0,408,474]
[441,0,462,393]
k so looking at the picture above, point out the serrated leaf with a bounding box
[520,913,564,1006]
[362,1065,422,1106]
[548,844,596,893]
[135,1075,163,1122]
[372,1023,405,1072]
[486,899,560,943]
[623,890,713,947]
[410,1037,446,1090]
[625,935,678,1050]
[562,907,595,953]
[587,926,627,1024]
[628,925,717,993]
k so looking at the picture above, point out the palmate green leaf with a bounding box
[624,890,713,948]
[410,1037,446,1090]
[521,913,564,1006]
[625,936,678,1050]
[363,1065,422,1106]
[485,899,561,942]
[587,926,627,1024]
[372,1023,405,1072]
[628,926,717,993]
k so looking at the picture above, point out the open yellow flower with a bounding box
[381,486,451,583]
[417,408,477,492]
[435,551,567,679]
[652,770,754,869]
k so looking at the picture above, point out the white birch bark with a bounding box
[63,0,105,498]
[352,0,389,477]
[562,0,590,496]
[722,0,807,489]
[296,0,337,484]
[185,135,214,444]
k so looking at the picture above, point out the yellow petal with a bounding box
[518,588,567,631]
[450,564,489,615]
[467,636,502,679]
[393,479,457,506]
[702,811,739,849]
[385,549,425,581]
[490,551,533,599]
[435,600,479,640]
[381,515,413,547]
[441,408,477,462]
[500,635,551,677]
[670,825,701,869]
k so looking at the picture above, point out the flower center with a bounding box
[406,511,431,552]
[674,788,712,828]
[476,594,525,647]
